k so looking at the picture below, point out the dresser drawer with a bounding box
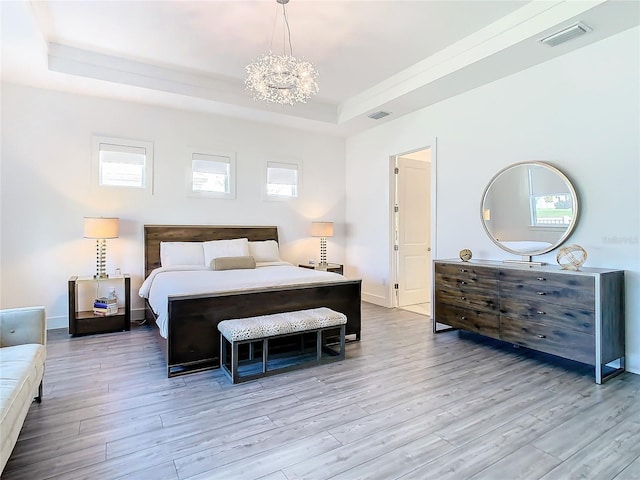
[500,316,594,365]
[435,276,499,313]
[435,272,499,293]
[500,270,595,310]
[435,301,499,338]
[500,297,594,334]
[435,262,499,282]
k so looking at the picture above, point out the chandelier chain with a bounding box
[269,2,294,57]
[282,2,294,57]
[269,3,278,52]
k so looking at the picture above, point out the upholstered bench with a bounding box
[218,307,347,384]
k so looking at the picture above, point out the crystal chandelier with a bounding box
[245,0,319,106]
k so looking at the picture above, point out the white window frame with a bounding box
[92,136,153,193]
[186,148,236,199]
[527,167,573,229]
[264,159,301,201]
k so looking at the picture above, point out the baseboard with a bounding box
[46,315,68,330]
[362,292,392,308]
[624,352,639,376]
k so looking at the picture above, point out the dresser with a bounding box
[434,259,625,384]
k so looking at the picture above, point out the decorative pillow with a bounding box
[160,242,205,267]
[210,256,257,271]
[203,238,250,266]
[248,240,281,262]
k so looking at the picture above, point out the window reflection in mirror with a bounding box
[527,165,574,228]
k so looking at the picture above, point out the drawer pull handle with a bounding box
[537,311,546,315]
[460,316,466,321]
[537,277,546,281]
[460,269,468,273]
[461,296,467,301]
[537,334,546,339]
[537,292,546,295]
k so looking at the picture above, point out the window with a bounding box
[188,150,236,199]
[530,193,574,227]
[92,136,153,192]
[266,161,300,199]
[528,166,573,227]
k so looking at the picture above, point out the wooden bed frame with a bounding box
[143,225,362,377]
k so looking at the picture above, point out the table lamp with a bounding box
[311,221,333,267]
[84,217,119,279]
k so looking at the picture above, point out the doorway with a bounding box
[391,145,435,316]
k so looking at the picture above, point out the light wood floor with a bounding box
[3,303,640,480]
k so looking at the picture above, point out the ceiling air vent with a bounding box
[539,22,592,47]
[368,111,390,120]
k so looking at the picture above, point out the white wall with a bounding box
[345,27,640,373]
[1,85,346,327]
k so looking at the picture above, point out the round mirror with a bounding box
[481,161,579,257]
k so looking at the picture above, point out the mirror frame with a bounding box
[480,161,579,258]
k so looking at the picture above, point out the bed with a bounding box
[142,225,362,377]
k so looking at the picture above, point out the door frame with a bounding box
[389,138,438,315]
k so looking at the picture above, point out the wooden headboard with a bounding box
[143,225,279,278]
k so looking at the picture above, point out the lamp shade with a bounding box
[311,222,333,238]
[84,217,119,239]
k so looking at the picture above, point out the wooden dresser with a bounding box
[434,259,625,383]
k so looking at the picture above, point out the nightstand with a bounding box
[68,274,131,335]
[298,263,344,275]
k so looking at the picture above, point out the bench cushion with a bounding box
[218,307,346,342]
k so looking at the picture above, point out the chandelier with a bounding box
[245,0,319,106]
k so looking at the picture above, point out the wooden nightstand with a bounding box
[298,263,344,275]
[68,274,131,335]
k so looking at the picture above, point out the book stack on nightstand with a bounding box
[93,297,118,316]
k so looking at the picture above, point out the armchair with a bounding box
[0,306,47,473]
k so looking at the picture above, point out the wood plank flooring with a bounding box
[3,303,640,480]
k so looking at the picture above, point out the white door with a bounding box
[397,155,431,307]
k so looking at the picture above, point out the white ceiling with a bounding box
[2,0,639,136]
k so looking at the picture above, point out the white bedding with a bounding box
[499,240,552,252]
[139,262,347,338]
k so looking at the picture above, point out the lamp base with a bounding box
[94,239,109,279]
[319,237,327,266]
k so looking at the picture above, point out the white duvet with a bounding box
[499,240,553,252]
[139,262,347,338]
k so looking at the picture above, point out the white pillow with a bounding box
[203,238,250,265]
[248,240,281,262]
[160,242,205,267]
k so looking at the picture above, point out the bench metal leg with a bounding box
[263,338,268,374]
[339,325,346,360]
[231,341,239,384]
[220,334,225,368]
[317,330,322,362]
